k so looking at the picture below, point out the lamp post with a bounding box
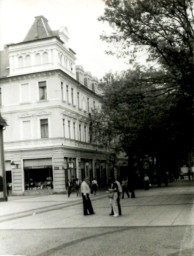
[0,113,7,201]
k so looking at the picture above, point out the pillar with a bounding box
[76,157,81,180]
[52,149,66,193]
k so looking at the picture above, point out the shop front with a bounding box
[23,158,53,191]
[79,159,93,181]
[64,157,76,182]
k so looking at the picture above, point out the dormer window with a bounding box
[84,78,88,87]
[35,53,41,65]
[25,55,31,66]
[18,56,24,68]
[42,52,48,63]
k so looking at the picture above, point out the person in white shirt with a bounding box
[91,178,98,195]
[80,177,95,216]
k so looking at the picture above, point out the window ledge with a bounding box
[37,100,48,103]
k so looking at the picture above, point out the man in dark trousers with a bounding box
[80,177,95,216]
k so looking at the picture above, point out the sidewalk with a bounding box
[1,180,194,228]
[0,190,106,223]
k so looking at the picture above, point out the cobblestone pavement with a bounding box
[0,180,194,256]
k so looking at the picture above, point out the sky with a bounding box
[0,0,130,79]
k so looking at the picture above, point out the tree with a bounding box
[99,0,194,168]
[92,69,178,179]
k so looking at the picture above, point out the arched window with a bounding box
[35,53,41,65]
[18,56,23,68]
[42,52,48,63]
[25,55,31,66]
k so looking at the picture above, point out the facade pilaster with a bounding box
[76,157,81,180]
[11,159,24,195]
[52,149,66,193]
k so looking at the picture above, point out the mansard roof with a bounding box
[24,16,56,42]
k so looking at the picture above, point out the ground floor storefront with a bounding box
[4,147,127,196]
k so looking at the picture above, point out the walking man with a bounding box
[80,177,95,216]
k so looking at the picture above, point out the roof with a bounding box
[24,16,56,41]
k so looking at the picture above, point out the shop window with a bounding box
[40,119,48,138]
[39,81,47,100]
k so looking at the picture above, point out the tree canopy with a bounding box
[99,0,194,98]
[95,0,194,171]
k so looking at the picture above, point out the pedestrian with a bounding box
[121,178,130,199]
[75,178,81,197]
[144,174,150,190]
[108,178,119,217]
[80,177,95,216]
[91,178,98,195]
[115,178,122,215]
[128,172,136,198]
[66,179,73,197]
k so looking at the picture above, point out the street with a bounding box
[1,181,194,256]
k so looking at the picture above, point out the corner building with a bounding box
[0,16,113,195]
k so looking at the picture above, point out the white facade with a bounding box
[0,16,112,195]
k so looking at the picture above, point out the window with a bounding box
[87,98,90,112]
[71,88,74,105]
[92,83,95,92]
[25,55,31,66]
[23,120,31,140]
[84,77,87,87]
[93,100,96,109]
[35,53,41,65]
[61,82,64,101]
[68,120,71,139]
[39,81,47,100]
[40,119,48,138]
[21,83,29,103]
[84,125,87,142]
[18,56,23,68]
[79,124,82,141]
[63,119,65,137]
[66,85,69,103]
[73,122,76,140]
[42,52,48,63]
[77,92,80,109]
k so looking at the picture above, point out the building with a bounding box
[0,16,115,195]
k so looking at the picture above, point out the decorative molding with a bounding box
[18,113,33,118]
[35,111,51,116]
